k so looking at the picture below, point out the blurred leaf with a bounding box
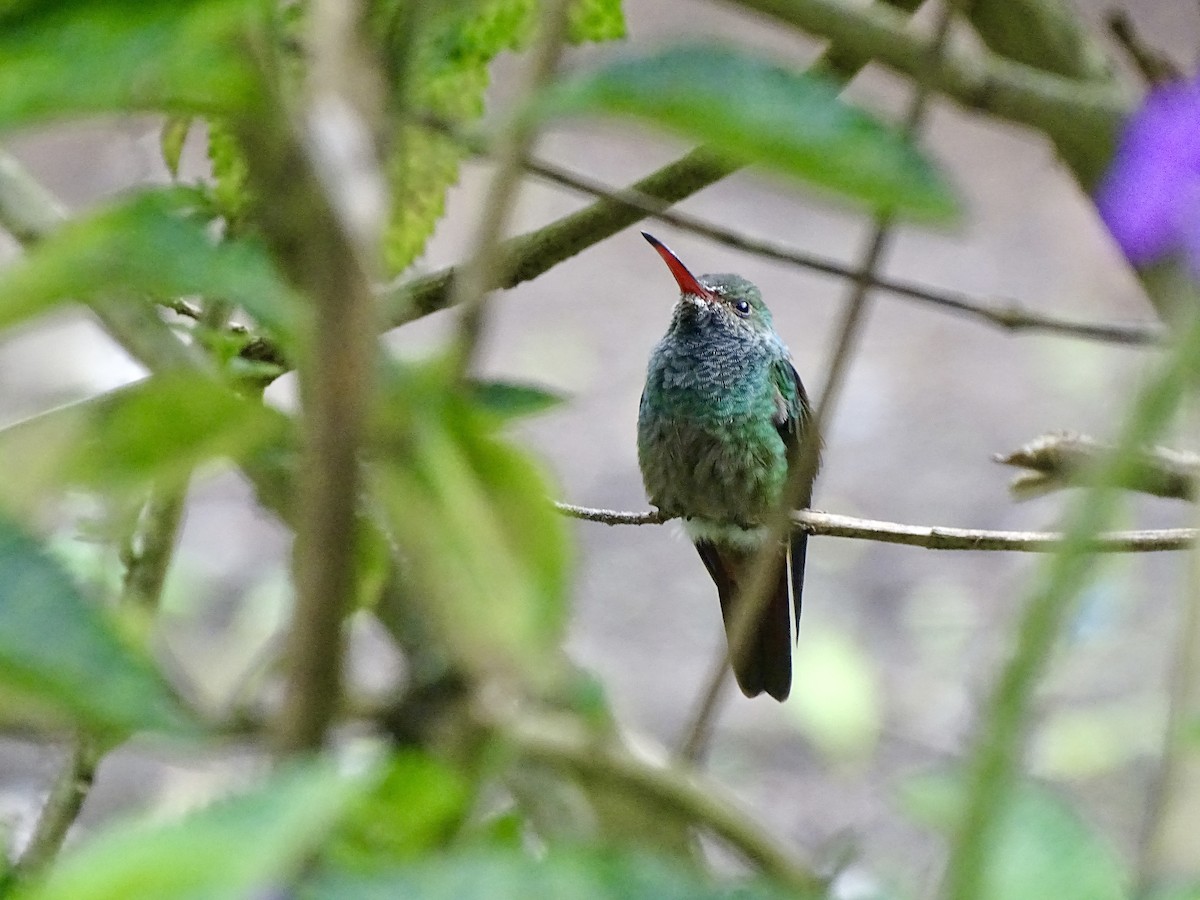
[379,0,625,273]
[899,773,1127,900]
[469,380,566,420]
[207,117,251,227]
[19,761,364,900]
[1147,885,1200,900]
[787,628,880,760]
[160,116,193,178]
[329,751,471,871]
[372,362,570,686]
[0,0,261,130]
[0,189,303,344]
[306,849,800,900]
[0,374,292,503]
[468,809,526,849]
[66,375,291,490]
[538,43,959,220]
[0,513,189,737]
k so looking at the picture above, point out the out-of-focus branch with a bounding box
[678,0,960,764]
[389,147,736,325]
[1105,10,1183,85]
[997,431,1199,500]
[246,0,384,755]
[722,0,1128,185]
[449,0,572,378]
[15,738,98,877]
[555,503,1195,551]
[119,486,188,611]
[484,141,1155,346]
[942,297,1200,900]
[967,0,1113,81]
[1136,408,1200,892]
[494,711,824,895]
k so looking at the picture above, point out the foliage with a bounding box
[538,43,958,220]
[0,0,1175,899]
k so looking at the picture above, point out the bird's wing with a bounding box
[771,357,818,636]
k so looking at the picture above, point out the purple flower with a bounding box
[1096,74,1200,275]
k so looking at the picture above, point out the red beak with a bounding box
[642,232,714,299]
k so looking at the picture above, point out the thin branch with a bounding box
[387,146,736,326]
[15,738,98,876]
[966,0,1113,81]
[449,0,573,379]
[677,0,959,764]
[996,431,1199,500]
[555,503,1195,552]
[518,154,1162,347]
[495,711,824,895]
[1106,10,1183,85]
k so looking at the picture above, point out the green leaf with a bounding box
[468,380,566,419]
[899,773,1128,900]
[329,751,471,871]
[0,0,261,130]
[207,117,252,227]
[372,362,570,686]
[306,849,800,900]
[0,189,303,345]
[0,374,292,505]
[538,43,959,220]
[0,514,188,737]
[160,115,193,178]
[19,761,364,900]
[379,0,625,273]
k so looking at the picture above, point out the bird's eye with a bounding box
[734,300,751,317]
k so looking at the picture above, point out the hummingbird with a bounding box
[637,232,817,701]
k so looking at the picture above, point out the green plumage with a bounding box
[637,239,816,701]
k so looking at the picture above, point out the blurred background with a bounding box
[0,0,1193,893]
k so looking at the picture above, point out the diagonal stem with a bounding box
[676,0,959,764]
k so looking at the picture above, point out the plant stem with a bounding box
[15,738,98,876]
[941,303,1200,900]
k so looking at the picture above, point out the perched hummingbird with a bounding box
[637,232,817,701]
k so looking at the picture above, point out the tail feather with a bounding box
[694,538,795,701]
[789,529,806,637]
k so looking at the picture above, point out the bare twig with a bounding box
[997,431,1199,500]
[518,154,1162,346]
[555,503,1195,552]
[1106,10,1183,85]
[676,0,959,763]
[494,710,824,895]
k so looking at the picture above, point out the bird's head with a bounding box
[642,232,774,336]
